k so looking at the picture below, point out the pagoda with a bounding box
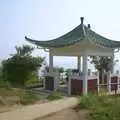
[25,17,120,95]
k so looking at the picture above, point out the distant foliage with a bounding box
[2,45,44,86]
[90,56,113,72]
[43,66,64,73]
[90,56,113,83]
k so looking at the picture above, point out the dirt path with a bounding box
[39,109,89,120]
[0,100,48,113]
[0,97,77,120]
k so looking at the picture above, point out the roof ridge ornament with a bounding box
[80,17,84,24]
[86,24,91,39]
[88,24,91,29]
[80,17,86,36]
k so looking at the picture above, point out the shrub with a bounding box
[2,45,44,86]
[0,66,11,89]
[0,79,11,89]
[47,91,63,101]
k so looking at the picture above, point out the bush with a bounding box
[2,45,44,86]
[0,66,11,89]
[20,90,40,105]
[0,78,11,89]
[47,91,63,101]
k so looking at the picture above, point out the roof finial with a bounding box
[88,24,91,29]
[80,17,84,24]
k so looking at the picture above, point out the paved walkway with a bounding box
[0,97,77,120]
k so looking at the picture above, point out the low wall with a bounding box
[45,76,54,90]
[71,77,97,95]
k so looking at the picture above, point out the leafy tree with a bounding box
[90,56,113,84]
[2,45,44,86]
[90,56,113,72]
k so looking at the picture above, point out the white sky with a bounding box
[0,0,120,70]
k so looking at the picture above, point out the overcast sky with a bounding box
[1,0,120,70]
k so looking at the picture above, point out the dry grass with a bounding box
[0,104,23,113]
[0,88,45,113]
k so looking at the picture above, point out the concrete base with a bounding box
[45,76,54,90]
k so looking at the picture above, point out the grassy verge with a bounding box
[20,90,41,105]
[47,91,63,101]
[76,94,120,120]
[0,88,41,105]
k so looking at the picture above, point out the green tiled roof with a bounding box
[25,19,120,49]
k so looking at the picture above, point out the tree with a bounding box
[90,56,113,84]
[2,45,44,86]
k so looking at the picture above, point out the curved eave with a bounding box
[101,40,120,48]
[25,24,86,48]
[88,29,120,49]
[25,36,84,48]
[25,36,50,48]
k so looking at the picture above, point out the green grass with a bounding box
[20,90,41,105]
[0,88,24,97]
[0,88,41,105]
[77,94,120,120]
[47,91,63,101]
[0,72,41,105]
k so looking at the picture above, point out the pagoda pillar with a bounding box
[83,55,88,95]
[49,50,53,73]
[44,50,55,91]
[111,54,114,74]
[77,56,81,72]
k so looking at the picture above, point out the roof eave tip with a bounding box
[25,36,28,40]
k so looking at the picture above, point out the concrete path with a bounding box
[0,97,77,120]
